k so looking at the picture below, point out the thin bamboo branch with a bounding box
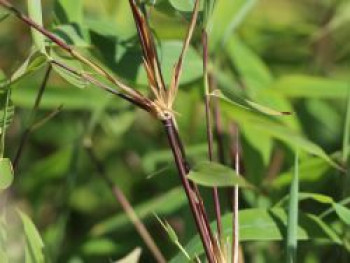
[85,145,166,263]
[13,65,52,171]
[202,29,222,240]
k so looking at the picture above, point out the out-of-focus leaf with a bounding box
[55,0,83,25]
[18,211,46,263]
[216,93,339,168]
[115,247,142,263]
[188,161,255,189]
[53,25,89,48]
[208,0,258,49]
[270,155,332,189]
[50,48,87,89]
[168,0,203,12]
[27,0,47,55]
[324,1,350,33]
[9,51,47,86]
[81,238,121,256]
[170,208,342,262]
[0,6,9,22]
[333,203,350,225]
[90,187,186,236]
[0,158,13,191]
[136,41,202,85]
[271,75,350,98]
[286,152,299,263]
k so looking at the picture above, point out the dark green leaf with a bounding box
[55,0,83,25]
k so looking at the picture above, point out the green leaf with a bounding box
[55,0,83,25]
[115,247,142,263]
[136,41,202,86]
[333,203,350,225]
[90,187,187,236]
[0,158,13,190]
[216,93,339,168]
[208,0,258,49]
[18,211,46,263]
[81,238,121,256]
[170,208,341,262]
[27,0,47,55]
[271,75,350,98]
[187,161,255,189]
[0,6,9,23]
[9,50,47,86]
[168,0,203,12]
[286,152,299,263]
[50,48,87,89]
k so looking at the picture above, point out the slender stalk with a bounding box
[202,30,222,240]
[85,145,166,263]
[13,65,52,170]
[162,117,215,263]
[229,123,240,263]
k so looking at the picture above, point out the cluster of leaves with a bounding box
[0,0,350,262]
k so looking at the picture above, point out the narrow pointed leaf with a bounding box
[188,161,256,189]
[18,211,46,263]
[333,203,350,225]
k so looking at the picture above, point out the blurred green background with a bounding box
[1,0,350,262]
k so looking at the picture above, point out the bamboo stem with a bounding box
[162,117,215,263]
[13,65,52,171]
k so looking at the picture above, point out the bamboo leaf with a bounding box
[333,203,350,225]
[187,161,255,189]
[215,93,340,169]
[271,75,350,98]
[55,0,83,25]
[115,247,142,263]
[286,152,299,263]
[18,210,46,263]
[0,158,13,191]
[27,0,47,55]
[170,208,342,262]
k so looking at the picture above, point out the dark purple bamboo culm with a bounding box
[163,117,215,263]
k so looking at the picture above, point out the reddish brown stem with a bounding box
[163,117,215,263]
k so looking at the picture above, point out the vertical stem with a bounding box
[162,117,215,263]
[85,146,166,263]
[202,29,222,240]
[229,123,240,263]
[13,65,52,170]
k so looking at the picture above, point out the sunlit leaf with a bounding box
[115,247,142,263]
[333,203,350,225]
[18,211,46,263]
[27,0,47,55]
[0,158,13,191]
[55,0,83,25]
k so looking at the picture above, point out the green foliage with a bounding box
[0,158,13,190]
[187,161,255,188]
[27,0,47,55]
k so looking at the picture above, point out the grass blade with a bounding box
[286,151,299,263]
